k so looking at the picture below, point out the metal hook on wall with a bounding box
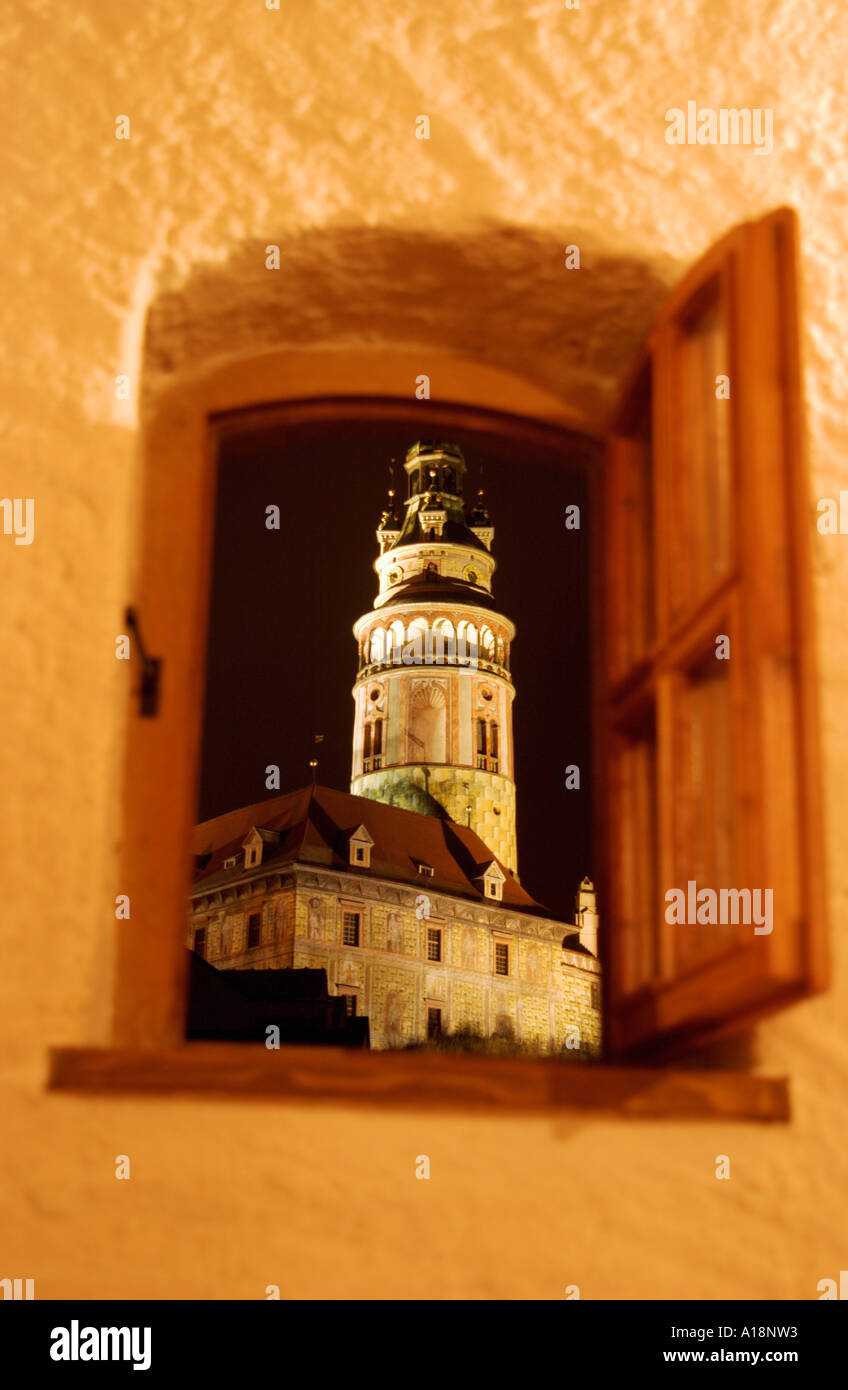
[124,606,162,717]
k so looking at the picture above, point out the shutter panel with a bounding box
[601,208,827,1060]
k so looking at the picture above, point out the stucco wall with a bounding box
[2,1,847,1298]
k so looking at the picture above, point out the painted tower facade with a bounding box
[351,441,518,873]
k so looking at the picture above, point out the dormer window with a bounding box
[348,824,374,869]
[241,826,280,871]
[416,862,435,878]
[224,855,238,870]
[474,860,505,902]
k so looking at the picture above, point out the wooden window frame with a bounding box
[44,331,810,1119]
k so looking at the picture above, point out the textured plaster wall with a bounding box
[2,0,847,1298]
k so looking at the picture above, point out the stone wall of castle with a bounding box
[188,869,600,1055]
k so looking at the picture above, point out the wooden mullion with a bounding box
[652,324,674,647]
[735,218,803,978]
[764,210,828,991]
[655,669,676,985]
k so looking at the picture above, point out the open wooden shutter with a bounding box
[600,207,827,1061]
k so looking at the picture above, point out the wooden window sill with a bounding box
[47,1046,789,1121]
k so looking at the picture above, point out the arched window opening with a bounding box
[373,717,383,769]
[405,617,428,666]
[369,628,385,665]
[390,619,405,665]
[433,618,455,666]
[458,621,478,668]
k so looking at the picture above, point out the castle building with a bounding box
[187,440,602,1054]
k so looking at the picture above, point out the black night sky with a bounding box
[197,412,592,921]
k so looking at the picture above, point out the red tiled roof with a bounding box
[192,784,552,915]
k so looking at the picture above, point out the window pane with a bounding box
[619,374,655,672]
[616,728,659,993]
[671,282,732,618]
[672,657,737,972]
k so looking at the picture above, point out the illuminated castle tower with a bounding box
[351,441,518,873]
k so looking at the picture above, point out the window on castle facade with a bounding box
[362,722,372,773]
[475,719,499,772]
[373,717,383,769]
[427,1006,443,1038]
[193,927,206,957]
[339,990,357,1017]
[247,913,261,949]
[476,718,486,769]
[495,943,509,976]
[342,911,360,947]
[427,927,442,962]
